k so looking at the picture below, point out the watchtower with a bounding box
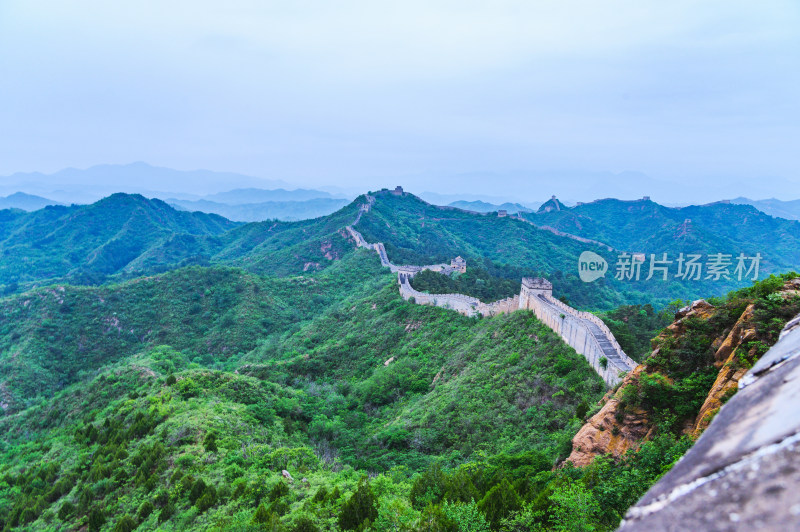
[519,277,552,310]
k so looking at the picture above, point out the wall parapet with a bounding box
[346,197,635,385]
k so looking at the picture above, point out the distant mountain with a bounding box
[0,162,293,203]
[448,200,534,214]
[0,192,61,211]
[419,190,541,209]
[729,197,800,221]
[4,189,800,310]
[521,197,800,274]
[0,194,239,287]
[204,187,337,204]
[0,192,362,290]
[169,197,349,222]
[537,195,569,213]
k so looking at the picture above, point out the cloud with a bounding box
[0,0,798,200]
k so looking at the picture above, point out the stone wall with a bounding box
[519,278,635,385]
[346,197,634,386]
[398,273,481,316]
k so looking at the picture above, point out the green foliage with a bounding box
[443,500,491,531]
[252,503,271,524]
[203,431,219,453]
[338,479,378,530]
[137,500,154,522]
[88,507,106,531]
[548,480,601,532]
[477,479,521,528]
[2,189,797,531]
[113,514,137,532]
[410,267,522,302]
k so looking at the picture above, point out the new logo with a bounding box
[578,251,608,282]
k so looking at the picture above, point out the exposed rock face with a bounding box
[569,283,800,468]
[567,299,718,466]
[568,365,651,466]
[619,311,800,531]
[689,304,757,437]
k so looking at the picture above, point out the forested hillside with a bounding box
[2,189,800,530]
[0,194,360,292]
[523,198,800,291]
[1,251,609,530]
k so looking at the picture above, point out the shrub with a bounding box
[58,501,75,520]
[252,503,271,524]
[88,508,106,532]
[477,478,521,528]
[291,515,320,532]
[158,501,175,523]
[338,479,379,530]
[203,431,218,453]
[137,500,154,522]
[113,514,137,532]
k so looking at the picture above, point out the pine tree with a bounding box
[252,503,271,524]
[337,479,378,530]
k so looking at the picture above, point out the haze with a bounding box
[1,1,799,203]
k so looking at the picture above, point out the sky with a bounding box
[1,0,799,203]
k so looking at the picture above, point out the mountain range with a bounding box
[0,185,799,531]
[2,189,798,309]
[729,196,800,221]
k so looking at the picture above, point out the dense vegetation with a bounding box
[4,190,796,311]
[2,188,799,531]
[598,304,674,362]
[1,253,610,530]
[522,198,800,299]
[0,193,361,293]
[0,253,385,414]
[409,267,522,302]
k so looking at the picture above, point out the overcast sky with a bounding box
[1,1,798,202]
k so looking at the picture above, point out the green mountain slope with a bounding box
[0,194,362,291]
[2,185,800,530]
[0,253,605,530]
[0,194,239,287]
[0,254,385,414]
[523,198,800,267]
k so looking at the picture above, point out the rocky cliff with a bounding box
[568,278,800,467]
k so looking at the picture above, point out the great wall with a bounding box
[345,193,636,385]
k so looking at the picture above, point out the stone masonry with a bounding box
[345,194,635,385]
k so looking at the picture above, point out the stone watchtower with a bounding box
[519,277,552,310]
[391,186,404,196]
[450,256,467,273]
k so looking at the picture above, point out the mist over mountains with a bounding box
[2,163,800,224]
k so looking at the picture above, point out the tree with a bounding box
[113,514,137,532]
[442,500,490,532]
[291,515,320,532]
[203,431,219,453]
[338,479,379,530]
[137,500,154,522]
[158,501,175,524]
[88,508,106,532]
[252,503,271,524]
[477,479,521,528]
[548,480,601,532]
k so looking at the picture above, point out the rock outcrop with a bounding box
[619,310,800,531]
[568,280,800,468]
[568,365,652,466]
